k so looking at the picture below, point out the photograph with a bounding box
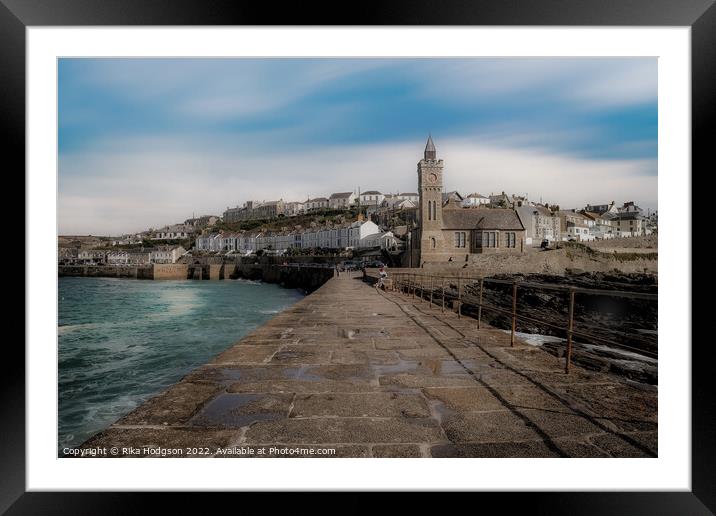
[57,57,658,459]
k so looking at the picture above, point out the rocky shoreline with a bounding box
[459,272,658,384]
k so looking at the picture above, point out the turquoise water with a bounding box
[58,277,304,453]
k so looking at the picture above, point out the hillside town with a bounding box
[58,137,657,266]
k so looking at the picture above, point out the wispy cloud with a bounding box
[59,136,656,235]
[58,57,658,234]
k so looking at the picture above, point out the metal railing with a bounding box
[389,271,657,373]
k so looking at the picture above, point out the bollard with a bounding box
[565,288,576,373]
[477,278,484,329]
[510,281,517,346]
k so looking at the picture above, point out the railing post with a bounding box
[441,278,445,313]
[412,274,416,299]
[457,274,462,318]
[429,275,434,308]
[510,281,518,346]
[477,278,484,329]
[565,288,576,373]
[419,275,423,302]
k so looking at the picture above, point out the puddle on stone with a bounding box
[428,398,457,424]
[272,349,312,361]
[372,359,422,376]
[189,393,283,428]
[293,365,324,381]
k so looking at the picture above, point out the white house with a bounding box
[395,192,419,202]
[306,197,329,211]
[195,233,223,251]
[77,250,107,264]
[328,192,356,209]
[359,191,385,207]
[284,201,306,217]
[107,250,151,265]
[152,224,195,240]
[462,193,490,207]
[582,212,615,239]
[566,225,594,242]
[150,246,186,264]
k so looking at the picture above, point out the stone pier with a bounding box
[81,273,657,458]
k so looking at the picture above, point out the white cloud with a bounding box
[411,58,657,109]
[70,59,388,120]
[59,136,657,235]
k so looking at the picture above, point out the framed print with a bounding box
[5,0,712,512]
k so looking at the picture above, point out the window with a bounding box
[483,231,497,248]
[431,237,436,249]
[454,232,466,248]
[505,232,516,248]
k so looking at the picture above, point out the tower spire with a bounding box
[424,134,436,160]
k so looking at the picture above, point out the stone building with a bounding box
[409,136,526,266]
[223,200,285,222]
[515,204,561,245]
[184,215,219,229]
[613,211,648,237]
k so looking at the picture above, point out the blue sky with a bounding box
[58,58,657,235]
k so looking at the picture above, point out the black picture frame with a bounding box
[4,0,710,512]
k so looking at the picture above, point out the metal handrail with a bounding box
[389,271,658,372]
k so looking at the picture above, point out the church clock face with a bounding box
[428,172,438,184]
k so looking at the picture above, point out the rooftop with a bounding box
[442,208,525,231]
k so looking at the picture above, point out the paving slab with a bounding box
[372,444,424,458]
[244,417,444,444]
[290,392,430,418]
[78,275,657,458]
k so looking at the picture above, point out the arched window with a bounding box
[430,237,436,249]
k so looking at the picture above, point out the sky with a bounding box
[58,58,657,235]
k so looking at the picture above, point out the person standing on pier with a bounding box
[376,266,388,290]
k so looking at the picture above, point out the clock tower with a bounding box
[417,135,444,259]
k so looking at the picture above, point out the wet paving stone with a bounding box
[189,392,293,428]
[78,276,657,458]
[291,392,430,418]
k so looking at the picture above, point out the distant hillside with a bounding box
[58,235,109,248]
[212,208,364,233]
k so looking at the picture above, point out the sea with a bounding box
[57,276,304,453]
